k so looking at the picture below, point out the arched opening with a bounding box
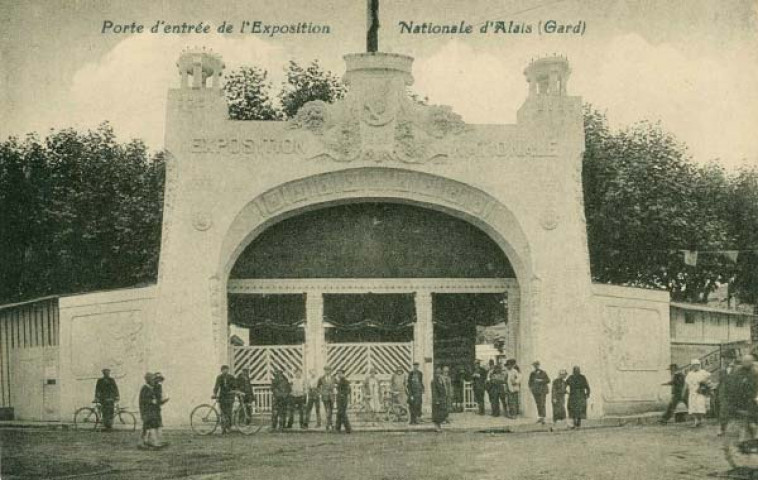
[226,201,521,414]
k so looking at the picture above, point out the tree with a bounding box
[0,123,164,304]
[279,60,347,119]
[725,166,758,311]
[224,66,281,121]
[582,106,736,302]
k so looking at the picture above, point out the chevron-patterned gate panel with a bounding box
[233,344,304,383]
[326,342,413,378]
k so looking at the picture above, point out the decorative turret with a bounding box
[523,55,571,97]
[517,54,583,154]
[176,47,225,90]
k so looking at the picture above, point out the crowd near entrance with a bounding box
[225,203,521,418]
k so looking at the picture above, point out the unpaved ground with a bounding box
[0,422,749,479]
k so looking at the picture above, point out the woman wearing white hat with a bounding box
[684,359,711,427]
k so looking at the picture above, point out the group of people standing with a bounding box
[471,358,523,418]
[471,359,591,428]
[266,365,353,433]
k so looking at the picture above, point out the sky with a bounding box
[1,0,757,169]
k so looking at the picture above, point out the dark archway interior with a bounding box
[230,203,514,279]
[228,203,515,348]
[433,293,508,378]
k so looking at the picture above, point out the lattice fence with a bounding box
[326,342,413,378]
[232,344,305,383]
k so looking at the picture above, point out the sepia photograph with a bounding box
[1,0,758,478]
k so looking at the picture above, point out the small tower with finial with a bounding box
[524,54,571,97]
[517,54,583,153]
[166,47,227,146]
[176,47,225,90]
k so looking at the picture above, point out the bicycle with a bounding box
[73,402,136,431]
[190,390,265,436]
[382,390,409,423]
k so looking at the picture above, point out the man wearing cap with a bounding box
[213,365,237,433]
[472,359,487,415]
[528,361,550,424]
[407,361,424,424]
[659,363,687,424]
[317,366,337,431]
[94,368,119,431]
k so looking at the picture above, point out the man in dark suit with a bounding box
[213,365,237,433]
[528,361,550,424]
[270,369,291,431]
[431,366,448,432]
[659,363,687,424]
[335,369,352,433]
[317,366,337,431]
[94,368,119,430]
[472,359,487,415]
[407,361,424,424]
[236,368,255,420]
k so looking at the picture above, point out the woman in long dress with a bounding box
[685,359,711,427]
[566,366,591,428]
[552,369,568,424]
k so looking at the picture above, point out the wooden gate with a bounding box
[326,342,413,378]
[232,344,305,383]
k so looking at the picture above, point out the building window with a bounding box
[736,319,746,328]
[684,312,696,324]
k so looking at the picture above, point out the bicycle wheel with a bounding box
[723,418,758,470]
[390,404,408,423]
[235,406,265,435]
[73,407,99,430]
[115,411,137,431]
[190,404,220,436]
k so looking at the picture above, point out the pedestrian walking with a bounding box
[552,369,568,424]
[138,372,165,449]
[685,359,711,427]
[407,362,424,424]
[304,368,321,428]
[566,366,590,428]
[94,368,119,431]
[318,366,337,431]
[658,363,687,424]
[472,359,487,415]
[528,361,550,424]
[432,366,448,432]
[335,369,352,433]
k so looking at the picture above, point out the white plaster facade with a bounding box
[38,48,672,425]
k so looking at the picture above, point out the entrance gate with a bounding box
[326,342,413,377]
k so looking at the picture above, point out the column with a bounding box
[507,288,520,360]
[413,291,433,412]
[305,292,324,375]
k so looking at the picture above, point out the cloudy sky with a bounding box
[2,0,757,169]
